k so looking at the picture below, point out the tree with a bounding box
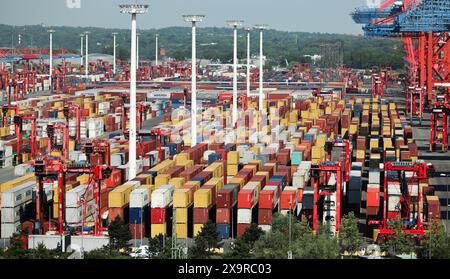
[226,223,264,259]
[339,212,364,256]
[108,216,132,251]
[1,233,28,259]
[295,224,340,259]
[384,218,415,256]
[421,220,450,259]
[84,245,129,259]
[189,221,221,259]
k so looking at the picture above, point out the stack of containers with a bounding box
[193,186,215,237]
[216,185,238,239]
[387,171,402,220]
[173,186,194,239]
[150,185,175,238]
[227,151,240,176]
[348,162,363,213]
[66,185,95,227]
[237,184,259,237]
[129,186,151,239]
[108,183,137,224]
[1,181,35,238]
[258,184,279,232]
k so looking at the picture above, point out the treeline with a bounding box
[0,24,404,69]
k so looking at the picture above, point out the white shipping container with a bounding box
[388,196,401,212]
[408,184,419,196]
[124,180,141,189]
[1,221,21,239]
[66,185,93,208]
[387,183,401,195]
[130,189,149,208]
[151,188,173,208]
[237,208,252,224]
[258,225,271,232]
[1,181,34,208]
[66,199,95,223]
[1,205,24,223]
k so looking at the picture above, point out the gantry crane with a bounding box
[310,162,343,234]
[368,161,434,238]
[34,157,112,235]
[430,93,450,152]
[63,103,82,143]
[1,105,19,128]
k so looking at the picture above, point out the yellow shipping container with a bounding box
[176,223,188,239]
[242,165,257,175]
[155,174,171,189]
[184,181,201,191]
[227,164,239,176]
[204,162,224,178]
[176,153,190,164]
[194,188,212,208]
[194,224,204,237]
[169,177,186,189]
[356,150,365,159]
[228,177,245,188]
[228,151,240,165]
[77,174,90,184]
[137,174,153,185]
[108,184,133,208]
[0,173,35,193]
[151,224,167,238]
[176,160,194,168]
[176,207,189,223]
[204,177,224,191]
[255,171,270,181]
[173,189,193,208]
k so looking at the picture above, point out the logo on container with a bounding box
[67,0,81,9]
[366,0,381,8]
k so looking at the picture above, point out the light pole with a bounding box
[155,34,159,66]
[112,32,118,74]
[80,33,84,66]
[245,27,252,98]
[227,20,244,128]
[48,29,55,89]
[120,3,149,180]
[288,200,293,259]
[137,32,140,70]
[183,15,205,148]
[255,24,268,111]
[84,31,91,79]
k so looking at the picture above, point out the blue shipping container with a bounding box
[217,224,230,239]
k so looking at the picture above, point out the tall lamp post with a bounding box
[245,27,252,98]
[79,33,84,66]
[227,20,244,128]
[183,15,205,148]
[112,32,118,74]
[120,3,149,180]
[155,34,159,66]
[48,30,55,89]
[84,31,91,79]
[137,32,140,70]
[255,24,268,111]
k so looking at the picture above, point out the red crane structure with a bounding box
[368,161,434,238]
[430,92,450,152]
[34,157,112,235]
[46,122,70,161]
[1,105,19,127]
[63,103,82,143]
[310,162,343,234]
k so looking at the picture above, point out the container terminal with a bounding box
[0,0,449,260]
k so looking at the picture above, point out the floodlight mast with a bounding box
[183,15,205,147]
[120,3,149,180]
[255,24,268,111]
[84,31,91,79]
[155,34,159,66]
[112,32,118,74]
[48,30,55,90]
[80,34,84,66]
[245,27,252,98]
[227,20,244,128]
[137,32,141,70]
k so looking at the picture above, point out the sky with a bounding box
[0,0,369,34]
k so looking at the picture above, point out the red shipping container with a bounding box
[151,208,167,224]
[266,181,281,197]
[280,190,297,210]
[216,208,231,224]
[238,189,255,209]
[260,166,274,177]
[108,207,125,224]
[387,211,401,220]
[193,208,209,223]
[217,189,233,208]
[165,166,185,178]
[367,188,380,208]
[237,223,251,238]
[259,189,276,209]
[258,209,273,225]
[367,207,379,216]
[130,224,145,239]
